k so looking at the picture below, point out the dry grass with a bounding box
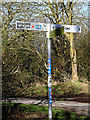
[70,81,88,94]
[9,112,47,119]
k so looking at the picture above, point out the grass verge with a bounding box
[25,81,88,98]
[3,81,88,99]
[2,102,89,120]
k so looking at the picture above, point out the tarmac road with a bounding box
[2,98,90,116]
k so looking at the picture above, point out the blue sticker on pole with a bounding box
[49,88,52,96]
[49,87,52,104]
[35,25,42,29]
[48,59,51,75]
[49,99,52,104]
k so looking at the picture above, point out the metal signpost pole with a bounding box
[47,24,52,120]
[48,38,52,120]
[48,37,52,120]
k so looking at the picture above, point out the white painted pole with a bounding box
[47,24,52,120]
[48,37,52,120]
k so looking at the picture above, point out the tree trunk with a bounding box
[68,2,78,82]
[69,33,78,81]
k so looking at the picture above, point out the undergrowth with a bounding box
[2,102,89,120]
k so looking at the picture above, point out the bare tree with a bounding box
[32,0,88,82]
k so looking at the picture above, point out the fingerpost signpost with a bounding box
[16,21,81,120]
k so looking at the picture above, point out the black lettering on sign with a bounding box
[53,26,59,29]
[65,27,70,30]
[26,26,30,29]
[20,25,24,28]
[26,23,29,25]
[53,26,54,29]
[78,28,80,31]
[43,24,46,27]
[17,26,19,28]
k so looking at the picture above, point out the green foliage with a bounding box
[2,103,89,120]
[76,32,89,80]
